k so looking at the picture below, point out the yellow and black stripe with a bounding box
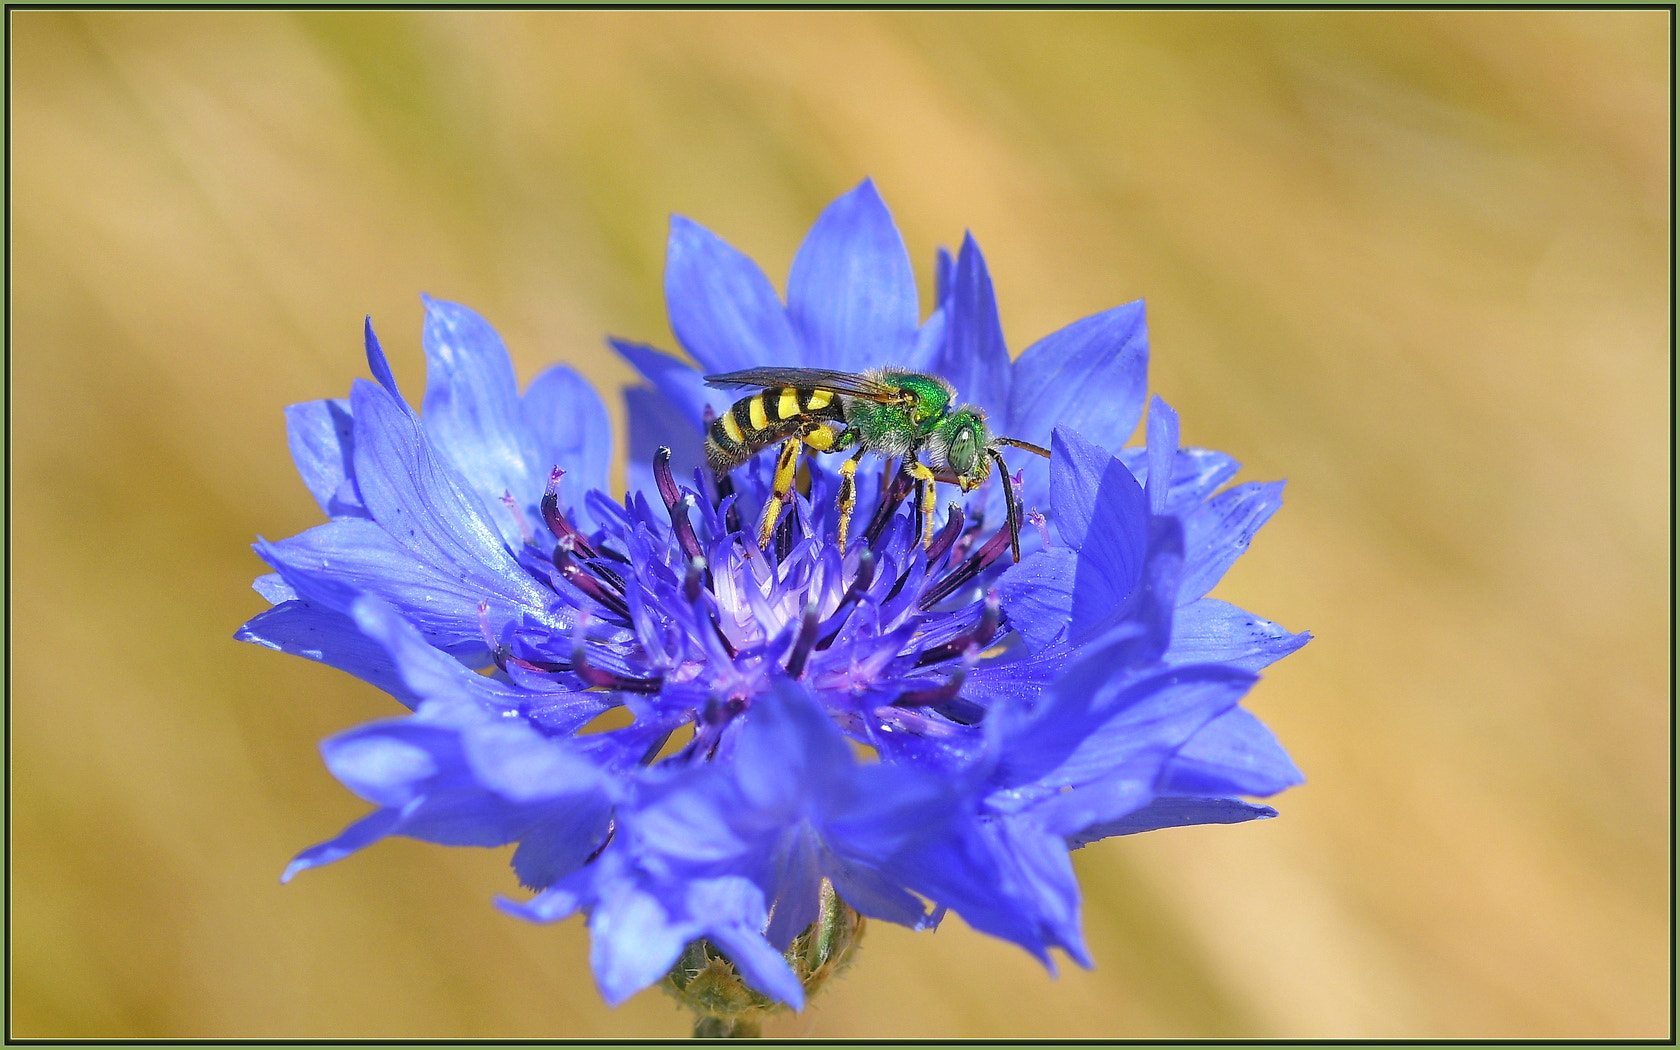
[705,387,845,471]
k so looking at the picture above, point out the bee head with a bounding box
[931,406,990,489]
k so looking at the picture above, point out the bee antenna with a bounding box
[991,436,1051,459]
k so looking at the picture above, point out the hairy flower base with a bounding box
[666,881,863,1037]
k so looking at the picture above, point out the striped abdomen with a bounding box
[705,387,845,472]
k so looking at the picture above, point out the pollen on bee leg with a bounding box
[836,452,863,553]
[756,437,803,552]
[906,461,938,548]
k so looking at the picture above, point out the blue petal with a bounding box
[934,245,956,308]
[419,297,542,519]
[459,719,602,803]
[589,885,688,1006]
[633,774,752,864]
[282,807,401,882]
[1046,665,1255,791]
[1166,597,1311,672]
[733,679,851,813]
[1024,759,1159,838]
[1066,797,1276,848]
[1144,396,1179,517]
[996,548,1077,651]
[1118,445,1240,513]
[511,798,615,890]
[395,785,554,848]
[347,595,534,712]
[827,853,935,929]
[989,819,1090,968]
[1008,300,1148,451]
[761,834,823,950]
[611,338,734,430]
[890,816,1079,967]
[522,362,613,520]
[665,214,800,374]
[349,378,551,617]
[321,720,451,807]
[1178,480,1285,603]
[364,316,402,400]
[236,599,420,706]
[786,180,919,372]
[707,900,806,1008]
[625,386,706,506]
[284,399,366,518]
[962,643,1070,708]
[259,521,500,648]
[994,661,1254,802]
[1158,706,1304,797]
[251,573,297,604]
[901,305,948,373]
[828,761,961,862]
[1048,427,1148,638]
[928,232,1011,411]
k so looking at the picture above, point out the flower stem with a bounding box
[693,1013,763,1038]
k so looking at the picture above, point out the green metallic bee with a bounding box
[702,367,1051,561]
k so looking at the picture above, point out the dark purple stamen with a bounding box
[582,821,616,867]
[541,468,601,561]
[918,525,1013,610]
[653,447,704,562]
[914,591,1001,666]
[683,555,705,602]
[703,694,748,725]
[507,655,572,673]
[862,470,915,548]
[669,695,747,765]
[816,548,876,650]
[883,559,918,604]
[785,602,820,679]
[553,547,632,619]
[713,472,741,534]
[572,641,663,694]
[638,728,675,765]
[773,494,797,562]
[476,600,517,672]
[925,502,966,565]
[894,669,967,707]
[931,697,986,725]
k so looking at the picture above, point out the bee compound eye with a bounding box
[949,429,976,475]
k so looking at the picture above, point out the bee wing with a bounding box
[703,367,904,403]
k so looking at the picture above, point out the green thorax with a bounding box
[879,371,954,428]
[842,371,955,455]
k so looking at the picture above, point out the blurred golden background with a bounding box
[9,10,1669,1039]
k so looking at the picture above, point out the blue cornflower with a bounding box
[239,181,1307,1018]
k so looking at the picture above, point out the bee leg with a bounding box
[906,460,939,549]
[757,437,804,551]
[836,447,867,553]
[985,447,1023,563]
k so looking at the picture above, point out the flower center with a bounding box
[500,450,1022,766]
